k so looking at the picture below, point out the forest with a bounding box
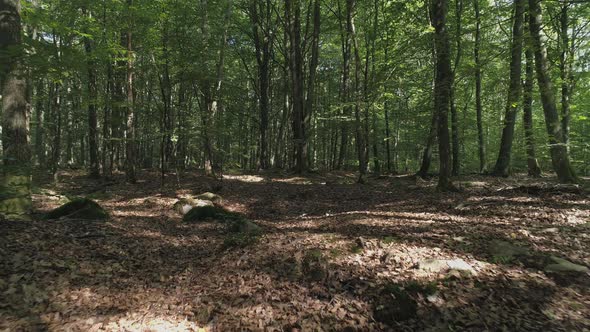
[1,0,589,330]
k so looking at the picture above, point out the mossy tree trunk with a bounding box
[0,0,31,219]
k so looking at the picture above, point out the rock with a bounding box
[182,205,227,222]
[489,240,529,261]
[302,249,328,281]
[544,256,589,274]
[373,285,418,324]
[228,219,262,235]
[44,198,108,220]
[195,192,223,205]
[173,198,214,215]
[417,258,475,275]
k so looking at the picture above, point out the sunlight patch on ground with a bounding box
[104,315,204,332]
[272,177,313,184]
[223,174,265,183]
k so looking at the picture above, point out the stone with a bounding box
[489,240,529,261]
[182,205,227,222]
[544,256,589,274]
[44,198,108,220]
[373,285,418,324]
[195,192,223,205]
[302,249,328,281]
[173,198,214,215]
[417,258,475,275]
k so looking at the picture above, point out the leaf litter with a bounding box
[1,171,589,331]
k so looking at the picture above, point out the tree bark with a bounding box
[528,0,577,183]
[492,0,524,177]
[305,0,321,170]
[124,0,136,183]
[82,8,100,178]
[286,0,306,173]
[523,35,541,177]
[559,1,572,149]
[0,0,31,218]
[450,0,462,176]
[432,0,454,191]
[473,0,485,173]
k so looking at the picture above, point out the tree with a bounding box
[124,0,136,183]
[523,30,542,177]
[0,0,31,219]
[432,0,454,191]
[473,0,485,173]
[528,0,577,183]
[492,0,525,177]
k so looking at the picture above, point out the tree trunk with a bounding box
[559,2,572,149]
[523,35,541,177]
[251,0,272,170]
[473,0,485,173]
[286,0,306,173]
[305,0,321,170]
[492,0,525,177]
[0,0,31,219]
[450,0,462,176]
[432,0,454,191]
[124,0,136,183]
[528,0,577,183]
[83,8,100,178]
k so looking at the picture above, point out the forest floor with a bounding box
[1,170,589,331]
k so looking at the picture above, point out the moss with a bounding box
[0,170,32,219]
[45,198,108,220]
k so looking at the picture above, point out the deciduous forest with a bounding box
[1,0,589,330]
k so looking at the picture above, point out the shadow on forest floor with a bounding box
[1,170,589,330]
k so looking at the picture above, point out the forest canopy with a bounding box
[1,0,590,208]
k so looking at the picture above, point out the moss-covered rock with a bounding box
[373,284,418,325]
[195,192,223,205]
[182,205,226,222]
[302,249,328,281]
[173,198,214,215]
[223,218,262,248]
[45,198,108,220]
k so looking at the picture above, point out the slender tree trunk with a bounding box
[124,0,136,183]
[305,0,321,170]
[417,111,437,178]
[528,0,576,183]
[474,0,485,173]
[251,0,272,170]
[523,35,541,177]
[432,0,454,191]
[559,2,572,149]
[0,0,31,218]
[286,0,306,173]
[492,0,525,177]
[34,80,45,166]
[83,8,100,178]
[450,0,462,176]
